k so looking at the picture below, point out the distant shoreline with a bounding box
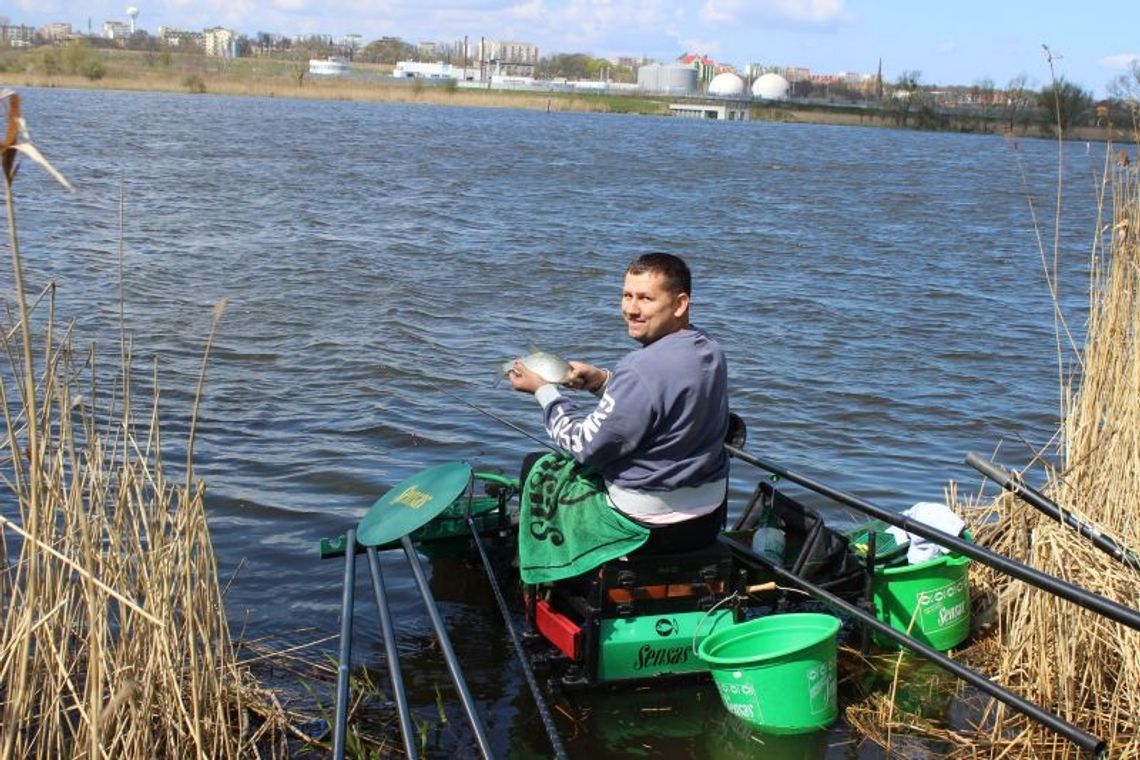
[0,69,1117,144]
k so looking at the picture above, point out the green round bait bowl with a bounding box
[697,613,841,735]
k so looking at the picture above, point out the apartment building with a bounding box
[476,39,538,77]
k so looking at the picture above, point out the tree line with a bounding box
[880,68,1140,135]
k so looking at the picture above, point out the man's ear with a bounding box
[673,292,690,318]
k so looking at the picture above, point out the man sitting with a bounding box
[508,252,728,556]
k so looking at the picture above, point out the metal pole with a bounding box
[365,546,418,759]
[718,535,1106,757]
[965,452,1140,570]
[466,514,569,760]
[401,535,494,758]
[726,445,1140,632]
[332,527,357,760]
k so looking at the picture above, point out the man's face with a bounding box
[621,270,689,346]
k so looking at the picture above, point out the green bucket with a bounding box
[871,543,971,651]
[697,613,841,735]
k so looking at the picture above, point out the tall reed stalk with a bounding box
[969,140,1140,756]
[0,89,287,758]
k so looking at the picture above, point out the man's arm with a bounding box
[539,368,650,467]
[508,357,647,467]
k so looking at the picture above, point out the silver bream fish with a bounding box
[498,349,572,384]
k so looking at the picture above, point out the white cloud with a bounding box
[700,0,737,24]
[506,0,674,56]
[17,0,65,13]
[937,40,958,54]
[1097,53,1139,70]
[11,0,852,63]
[700,0,851,29]
[669,31,721,56]
[504,0,545,22]
[272,0,310,12]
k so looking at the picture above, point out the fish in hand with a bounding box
[497,349,572,385]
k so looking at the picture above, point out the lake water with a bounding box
[8,87,1106,757]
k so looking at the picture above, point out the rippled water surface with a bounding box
[10,88,1106,757]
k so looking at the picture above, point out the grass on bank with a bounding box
[0,45,674,115]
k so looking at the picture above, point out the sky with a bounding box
[10,0,1140,97]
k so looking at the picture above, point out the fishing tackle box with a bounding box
[527,541,745,687]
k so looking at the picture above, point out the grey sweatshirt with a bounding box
[534,328,729,497]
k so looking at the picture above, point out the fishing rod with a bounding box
[465,505,569,760]
[450,398,1106,749]
[441,388,564,455]
[718,534,1106,757]
[725,444,1140,632]
[965,451,1140,571]
[440,392,568,755]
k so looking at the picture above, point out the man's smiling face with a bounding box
[621,270,689,346]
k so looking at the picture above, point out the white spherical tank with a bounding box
[752,73,790,100]
[708,72,745,97]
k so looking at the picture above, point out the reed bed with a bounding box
[0,89,297,758]
[846,138,1140,756]
[968,141,1140,755]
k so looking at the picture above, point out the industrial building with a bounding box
[476,39,538,77]
[309,57,350,76]
[636,63,698,95]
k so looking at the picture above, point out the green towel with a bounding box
[518,453,650,584]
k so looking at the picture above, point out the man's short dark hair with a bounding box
[627,253,691,297]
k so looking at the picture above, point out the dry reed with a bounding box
[964,139,1140,756]
[851,141,1140,757]
[839,119,1140,754]
[0,89,295,758]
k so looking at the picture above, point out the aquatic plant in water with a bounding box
[0,88,296,758]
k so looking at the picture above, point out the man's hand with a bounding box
[564,361,609,393]
[507,359,547,394]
